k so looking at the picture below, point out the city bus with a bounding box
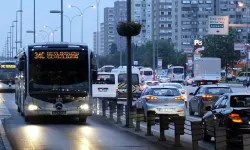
[167,66,185,83]
[0,61,17,92]
[15,43,97,123]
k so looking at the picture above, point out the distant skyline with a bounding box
[0,0,116,53]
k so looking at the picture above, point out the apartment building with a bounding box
[104,7,115,55]
[100,23,105,56]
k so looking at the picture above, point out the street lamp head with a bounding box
[68,4,72,8]
[17,10,23,12]
[13,20,17,23]
[50,10,61,13]
[80,13,83,17]
[92,5,96,8]
[44,25,47,28]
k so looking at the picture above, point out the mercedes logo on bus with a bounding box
[55,102,63,110]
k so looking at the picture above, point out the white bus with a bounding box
[0,61,17,92]
[167,66,184,83]
[15,43,97,123]
[98,65,115,72]
[140,67,153,82]
[92,72,117,99]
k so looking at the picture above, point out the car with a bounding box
[141,80,159,90]
[159,83,188,102]
[189,85,233,117]
[157,75,169,83]
[135,86,185,118]
[184,75,193,86]
[203,93,250,144]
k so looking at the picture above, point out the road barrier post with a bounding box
[102,99,106,118]
[145,111,155,136]
[159,114,168,141]
[184,120,203,150]
[129,106,136,128]
[116,104,123,124]
[173,117,185,147]
[135,108,144,132]
[109,101,115,122]
[243,134,250,150]
[214,126,227,150]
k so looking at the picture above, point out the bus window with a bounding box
[144,71,152,75]
[94,74,115,84]
[118,74,139,85]
[173,68,184,74]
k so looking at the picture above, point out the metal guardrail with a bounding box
[94,98,250,150]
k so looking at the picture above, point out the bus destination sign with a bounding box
[33,51,79,60]
[0,65,16,69]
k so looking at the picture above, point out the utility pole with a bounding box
[152,1,156,79]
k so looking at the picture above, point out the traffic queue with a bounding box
[94,65,250,145]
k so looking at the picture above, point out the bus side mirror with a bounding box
[18,61,25,71]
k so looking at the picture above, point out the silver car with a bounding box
[135,86,185,117]
[159,83,188,102]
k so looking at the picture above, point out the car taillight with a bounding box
[174,96,185,100]
[202,94,213,99]
[229,113,243,123]
[145,96,158,100]
[181,90,186,94]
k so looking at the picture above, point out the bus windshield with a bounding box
[29,58,88,93]
[173,68,184,74]
[0,63,16,83]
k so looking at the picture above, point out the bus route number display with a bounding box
[33,52,79,60]
[0,65,16,69]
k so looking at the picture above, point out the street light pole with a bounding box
[40,30,50,42]
[34,0,36,43]
[11,25,14,59]
[61,0,63,42]
[20,0,23,48]
[96,0,100,69]
[44,26,55,42]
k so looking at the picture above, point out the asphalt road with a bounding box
[2,93,168,150]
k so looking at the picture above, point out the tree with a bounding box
[203,28,241,67]
[109,43,118,54]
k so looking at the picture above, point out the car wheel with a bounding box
[189,104,194,115]
[203,121,211,141]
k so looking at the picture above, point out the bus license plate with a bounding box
[52,111,66,115]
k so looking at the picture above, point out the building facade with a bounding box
[100,23,105,56]
[104,7,115,55]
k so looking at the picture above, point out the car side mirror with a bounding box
[189,93,194,96]
[205,106,212,111]
[17,60,25,71]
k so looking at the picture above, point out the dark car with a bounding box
[203,93,250,144]
[189,85,233,117]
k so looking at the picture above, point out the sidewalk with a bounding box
[0,98,12,150]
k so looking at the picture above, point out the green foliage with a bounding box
[99,40,187,68]
[203,28,241,67]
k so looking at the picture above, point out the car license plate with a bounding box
[52,111,66,115]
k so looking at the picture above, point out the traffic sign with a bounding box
[208,16,229,35]
[234,43,245,51]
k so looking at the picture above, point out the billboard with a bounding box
[157,59,162,69]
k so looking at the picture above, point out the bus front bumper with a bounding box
[25,107,92,117]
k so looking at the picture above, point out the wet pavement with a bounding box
[2,93,168,150]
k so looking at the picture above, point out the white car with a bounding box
[157,75,169,83]
[141,81,159,90]
[159,83,188,102]
[135,86,185,116]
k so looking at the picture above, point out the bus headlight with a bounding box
[80,104,89,110]
[0,84,2,88]
[28,104,38,111]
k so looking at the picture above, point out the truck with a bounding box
[193,57,221,86]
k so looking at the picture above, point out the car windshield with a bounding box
[152,88,180,96]
[162,84,183,89]
[146,81,159,86]
[94,74,115,84]
[230,95,250,107]
[144,71,152,75]
[206,87,232,95]
[173,68,183,74]
[159,75,167,78]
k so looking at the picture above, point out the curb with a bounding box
[0,119,11,150]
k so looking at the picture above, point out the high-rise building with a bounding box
[114,0,127,51]
[104,7,115,55]
[131,0,152,46]
[100,23,105,56]
[93,31,99,55]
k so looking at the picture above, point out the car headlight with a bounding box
[28,104,38,111]
[80,104,89,110]
[0,84,2,88]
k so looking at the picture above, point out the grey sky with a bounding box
[0,0,115,52]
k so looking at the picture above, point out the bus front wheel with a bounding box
[24,116,32,122]
[79,116,87,124]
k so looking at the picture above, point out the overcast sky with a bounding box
[0,0,115,52]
